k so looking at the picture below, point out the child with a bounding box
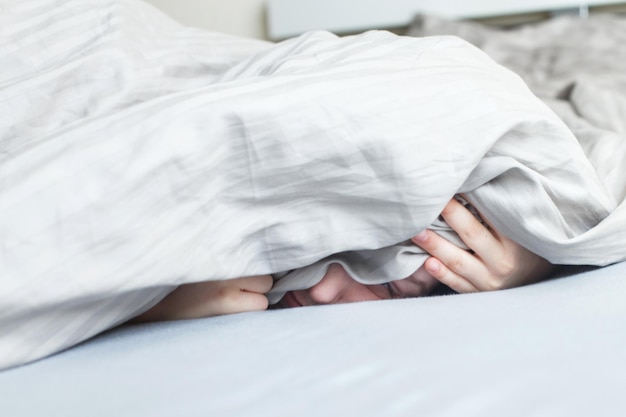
[133,199,555,321]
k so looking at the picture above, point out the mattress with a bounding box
[3,261,626,417]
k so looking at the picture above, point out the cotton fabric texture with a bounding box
[1,0,625,369]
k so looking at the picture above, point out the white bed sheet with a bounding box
[2,261,626,417]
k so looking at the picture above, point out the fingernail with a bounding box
[413,230,428,243]
[426,259,440,273]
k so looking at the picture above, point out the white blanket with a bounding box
[1,0,625,369]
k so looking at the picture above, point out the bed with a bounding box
[4,262,626,417]
[2,0,626,415]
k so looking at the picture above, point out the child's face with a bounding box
[277,263,438,308]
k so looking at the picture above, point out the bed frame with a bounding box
[267,0,626,39]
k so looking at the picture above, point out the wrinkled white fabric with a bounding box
[1,1,625,369]
[272,15,626,299]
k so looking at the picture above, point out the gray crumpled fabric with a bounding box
[408,12,626,213]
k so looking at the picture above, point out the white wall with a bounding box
[267,0,626,39]
[144,0,268,39]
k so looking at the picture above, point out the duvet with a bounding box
[1,0,625,370]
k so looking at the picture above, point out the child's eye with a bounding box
[381,282,399,299]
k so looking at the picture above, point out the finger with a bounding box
[439,199,502,265]
[423,257,479,293]
[412,229,485,280]
[231,275,273,293]
[209,288,270,315]
[169,280,270,319]
[186,284,270,317]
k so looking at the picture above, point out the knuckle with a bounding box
[447,257,464,271]
[486,278,505,291]
[496,257,516,278]
[461,222,484,242]
[441,199,460,217]
[213,285,241,306]
[260,275,274,292]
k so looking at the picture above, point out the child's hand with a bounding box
[132,275,273,322]
[411,199,555,293]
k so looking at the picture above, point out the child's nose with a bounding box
[307,263,353,304]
